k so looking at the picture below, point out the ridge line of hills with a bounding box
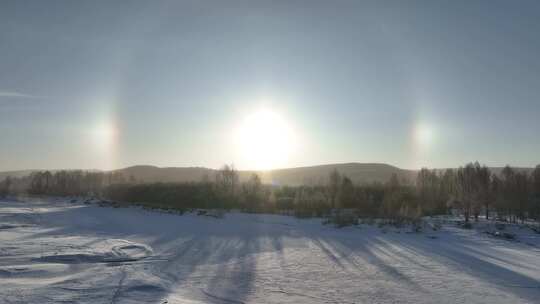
[0,163,535,186]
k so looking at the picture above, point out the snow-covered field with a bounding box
[1,198,540,304]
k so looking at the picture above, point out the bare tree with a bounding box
[0,176,12,197]
[328,169,342,210]
[532,165,540,220]
[242,173,264,211]
[501,165,516,222]
[215,164,239,208]
[338,176,355,208]
[455,163,477,223]
[473,163,491,221]
[215,164,238,195]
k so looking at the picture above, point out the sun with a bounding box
[235,109,294,170]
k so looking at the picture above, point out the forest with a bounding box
[2,162,540,225]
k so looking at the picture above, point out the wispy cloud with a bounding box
[0,91,48,111]
[0,90,45,99]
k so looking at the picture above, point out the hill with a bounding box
[257,163,415,185]
[2,163,536,186]
[0,169,36,181]
[113,163,415,186]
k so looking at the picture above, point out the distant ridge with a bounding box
[257,163,416,185]
[116,165,215,183]
[0,163,415,185]
[1,163,535,186]
[111,163,418,185]
[0,169,36,180]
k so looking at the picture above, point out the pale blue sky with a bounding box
[1,0,539,171]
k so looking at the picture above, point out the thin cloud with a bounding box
[0,90,46,101]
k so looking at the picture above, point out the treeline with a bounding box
[105,166,269,212]
[1,163,540,223]
[416,163,540,223]
[0,170,130,197]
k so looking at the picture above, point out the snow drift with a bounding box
[1,198,539,303]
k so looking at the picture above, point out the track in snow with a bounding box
[1,198,540,304]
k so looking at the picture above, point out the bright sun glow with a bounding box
[235,109,294,170]
[414,123,434,150]
[93,122,117,151]
[91,120,118,170]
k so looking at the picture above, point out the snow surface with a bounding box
[1,198,540,304]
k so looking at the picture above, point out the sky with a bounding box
[1,0,540,171]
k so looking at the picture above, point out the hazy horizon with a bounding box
[1,161,539,175]
[2,0,540,171]
[2,3,540,302]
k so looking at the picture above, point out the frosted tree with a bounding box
[327,169,342,210]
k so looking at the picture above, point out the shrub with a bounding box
[411,220,423,232]
[329,212,358,228]
[495,223,506,230]
[502,232,516,240]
